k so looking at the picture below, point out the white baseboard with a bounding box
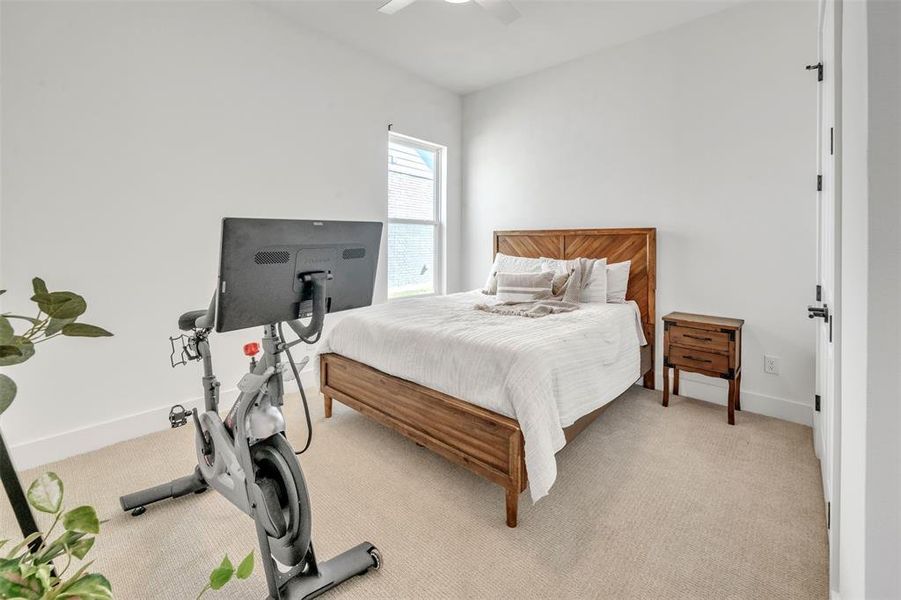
[656,372,813,426]
[8,389,235,470]
[9,369,320,470]
[11,367,808,470]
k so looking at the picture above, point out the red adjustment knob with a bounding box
[243,342,260,357]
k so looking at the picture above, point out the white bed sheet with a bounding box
[316,290,646,501]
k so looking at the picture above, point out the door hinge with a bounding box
[816,284,822,301]
[806,62,824,81]
[815,394,821,412]
[817,174,823,191]
[827,501,831,529]
[830,127,834,155]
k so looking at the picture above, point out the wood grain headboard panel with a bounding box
[493,228,657,340]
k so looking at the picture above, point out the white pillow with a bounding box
[579,257,608,303]
[606,260,631,303]
[482,253,545,295]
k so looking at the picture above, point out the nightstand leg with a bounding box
[672,368,680,396]
[727,379,736,425]
[735,372,742,411]
[662,367,670,407]
[643,368,655,390]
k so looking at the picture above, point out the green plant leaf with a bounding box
[27,472,63,514]
[34,563,52,592]
[0,337,34,367]
[4,532,42,559]
[0,316,13,344]
[0,345,23,357]
[31,292,86,320]
[56,573,112,599]
[235,550,254,579]
[63,506,100,534]
[35,531,85,564]
[48,561,91,596]
[209,555,234,590]
[60,324,112,338]
[29,292,54,305]
[0,559,42,600]
[44,317,75,337]
[0,568,42,600]
[32,278,48,296]
[0,374,16,416]
[18,561,38,580]
[68,537,95,560]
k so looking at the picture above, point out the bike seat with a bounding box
[178,294,217,331]
[178,309,209,331]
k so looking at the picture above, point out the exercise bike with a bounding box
[120,218,383,600]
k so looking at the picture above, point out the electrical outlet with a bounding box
[764,354,780,375]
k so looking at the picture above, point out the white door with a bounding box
[811,0,840,587]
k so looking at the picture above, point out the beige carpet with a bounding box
[1,386,828,599]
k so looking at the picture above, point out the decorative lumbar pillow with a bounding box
[579,257,608,303]
[483,253,545,295]
[606,260,631,303]
[495,271,555,304]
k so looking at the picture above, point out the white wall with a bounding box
[461,1,817,424]
[0,1,462,467]
[840,0,901,597]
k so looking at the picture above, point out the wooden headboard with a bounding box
[493,228,657,341]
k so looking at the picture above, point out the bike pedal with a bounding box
[168,404,192,428]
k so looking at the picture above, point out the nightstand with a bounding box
[662,312,744,425]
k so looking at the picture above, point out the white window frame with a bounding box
[387,131,445,300]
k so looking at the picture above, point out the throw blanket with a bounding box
[474,300,580,318]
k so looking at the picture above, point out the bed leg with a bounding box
[643,368,656,390]
[323,395,333,419]
[505,487,519,528]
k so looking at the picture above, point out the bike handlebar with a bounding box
[284,271,328,343]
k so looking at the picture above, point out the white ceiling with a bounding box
[263,0,742,94]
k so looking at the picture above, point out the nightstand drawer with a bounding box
[667,345,730,374]
[669,325,730,354]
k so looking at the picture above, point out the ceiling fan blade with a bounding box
[473,0,521,25]
[378,0,419,15]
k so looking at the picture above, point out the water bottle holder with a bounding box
[169,334,201,368]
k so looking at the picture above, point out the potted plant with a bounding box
[0,278,112,546]
[1,472,110,598]
[1,471,254,598]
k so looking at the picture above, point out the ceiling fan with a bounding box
[378,0,521,25]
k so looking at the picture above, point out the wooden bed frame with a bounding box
[320,228,656,527]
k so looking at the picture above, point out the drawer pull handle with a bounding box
[684,334,712,341]
[684,355,712,363]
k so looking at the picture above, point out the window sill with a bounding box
[387,292,441,302]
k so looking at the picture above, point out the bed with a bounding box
[318,228,656,527]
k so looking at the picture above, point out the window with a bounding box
[387,133,443,299]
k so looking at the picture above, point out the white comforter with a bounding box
[317,290,646,501]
